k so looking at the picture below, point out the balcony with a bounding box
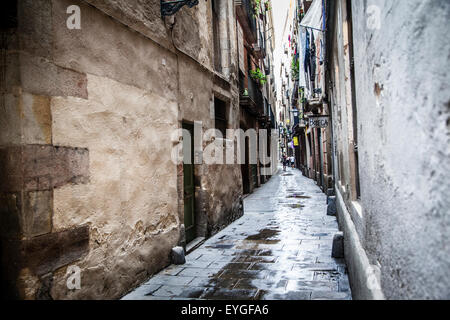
[304,97,323,114]
[239,74,264,116]
[235,0,258,45]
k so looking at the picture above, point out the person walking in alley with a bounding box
[282,153,288,171]
[290,156,295,169]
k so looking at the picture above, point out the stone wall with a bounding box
[329,0,450,299]
[1,0,244,299]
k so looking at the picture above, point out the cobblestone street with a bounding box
[123,168,352,300]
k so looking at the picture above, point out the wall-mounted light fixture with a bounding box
[161,0,200,17]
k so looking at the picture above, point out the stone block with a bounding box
[326,188,335,204]
[327,196,337,216]
[332,232,344,258]
[20,225,90,276]
[22,191,53,237]
[20,52,88,99]
[171,246,186,265]
[0,145,90,192]
[18,0,53,59]
[22,93,52,145]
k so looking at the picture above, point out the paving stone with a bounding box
[160,265,185,276]
[145,275,194,286]
[201,288,258,300]
[123,294,172,300]
[234,256,277,263]
[286,280,338,292]
[207,277,241,289]
[234,279,288,291]
[311,291,351,300]
[121,284,162,300]
[257,290,312,300]
[249,262,294,271]
[151,285,207,298]
[266,270,315,281]
[207,261,232,269]
[179,260,211,268]
[219,270,269,280]
[222,262,252,271]
[314,270,341,282]
[178,268,222,278]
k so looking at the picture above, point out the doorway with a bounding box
[183,122,196,244]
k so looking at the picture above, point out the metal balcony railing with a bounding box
[247,77,263,111]
[239,72,264,115]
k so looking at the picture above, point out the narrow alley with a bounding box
[1,0,449,303]
[123,168,351,300]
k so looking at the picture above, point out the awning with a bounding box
[300,0,324,32]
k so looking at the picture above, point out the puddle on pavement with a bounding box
[245,229,280,242]
[199,262,269,299]
[206,244,235,249]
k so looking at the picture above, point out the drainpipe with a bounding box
[324,0,337,190]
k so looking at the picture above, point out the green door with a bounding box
[183,123,196,244]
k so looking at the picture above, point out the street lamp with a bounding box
[161,0,201,17]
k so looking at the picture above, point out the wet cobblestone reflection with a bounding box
[123,168,352,300]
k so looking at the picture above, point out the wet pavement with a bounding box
[122,168,352,300]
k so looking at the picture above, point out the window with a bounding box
[212,0,222,72]
[214,97,227,137]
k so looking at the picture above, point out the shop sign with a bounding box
[309,116,329,128]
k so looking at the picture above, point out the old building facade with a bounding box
[326,0,450,299]
[282,0,450,299]
[278,0,332,193]
[237,0,278,193]
[0,0,277,299]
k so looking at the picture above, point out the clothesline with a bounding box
[299,25,325,33]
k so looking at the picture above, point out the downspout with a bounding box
[324,0,337,190]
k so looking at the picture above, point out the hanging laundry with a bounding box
[310,31,316,83]
[299,28,307,88]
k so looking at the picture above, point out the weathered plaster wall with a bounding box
[332,0,450,299]
[50,73,180,299]
[1,0,246,299]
